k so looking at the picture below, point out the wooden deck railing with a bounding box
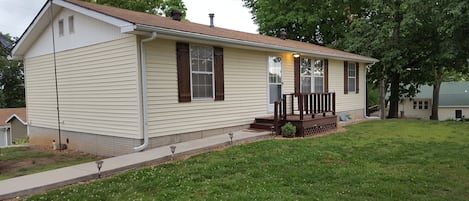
[274,92,336,134]
[276,92,337,120]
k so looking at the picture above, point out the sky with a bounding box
[0,0,259,38]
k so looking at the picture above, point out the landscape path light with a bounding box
[228,132,234,145]
[170,145,176,160]
[96,160,104,178]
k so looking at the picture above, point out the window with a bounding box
[343,61,359,94]
[177,42,223,102]
[191,45,214,99]
[413,100,429,110]
[300,58,324,93]
[348,63,356,92]
[58,19,64,36]
[68,16,74,34]
[268,56,282,104]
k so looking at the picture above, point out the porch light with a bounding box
[293,53,300,58]
[170,145,176,160]
[228,132,234,144]
[96,160,104,178]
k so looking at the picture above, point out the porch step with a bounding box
[250,117,276,131]
[250,122,274,130]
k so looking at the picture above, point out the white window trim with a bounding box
[68,15,75,34]
[58,19,64,37]
[300,58,324,93]
[190,45,215,100]
[348,63,356,92]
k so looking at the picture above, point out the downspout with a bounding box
[134,32,157,151]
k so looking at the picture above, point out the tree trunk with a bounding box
[430,68,444,120]
[380,79,386,119]
[387,74,400,118]
[387,0,402,119]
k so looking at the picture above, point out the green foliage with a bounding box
[367,84,379,107]
[243,0,469,119]
[281,122,296,137]
[28,120,469,200]
[84,0,187,18]
[14,137,29,145]
[0,32,25,108]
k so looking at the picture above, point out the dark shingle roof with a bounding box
[65,0,377,63]
[416,82,469,106]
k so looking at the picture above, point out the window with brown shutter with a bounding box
[324,59,329,93]
[344,61,348,94]
[176,42,191,102]
[356,62,359,94]
[176,42,224,102]
[214,47,224,101]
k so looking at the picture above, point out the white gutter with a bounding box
[134,24,379,64]
[134,32,157,151]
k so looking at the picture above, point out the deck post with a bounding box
[274,101,279,135]
[290,94,294,115]
[283,95,287,120]
[299,94,304,120]
[332,93,336,115]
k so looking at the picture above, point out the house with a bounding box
[399,82,469,120]
[10,0,378,156]
[0,108,27,147]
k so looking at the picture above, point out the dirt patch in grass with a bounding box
[0,146,102,180]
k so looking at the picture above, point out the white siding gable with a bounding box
[25,8,130,58]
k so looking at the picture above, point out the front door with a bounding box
[268,56,282,112]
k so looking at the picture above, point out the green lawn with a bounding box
[27,120,469,201]
[0,147,99,180]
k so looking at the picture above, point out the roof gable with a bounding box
[0,108,27,126]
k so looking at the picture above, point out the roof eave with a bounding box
[134,24,379,63]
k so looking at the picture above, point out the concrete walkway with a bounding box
[0,129,271,200]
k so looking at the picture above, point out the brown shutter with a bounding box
[214,47,224,101]
[176,42,191,102]
[356,62,359,94]
[324,59,329,93]
[344,61,348,94]
[294,57,300,95]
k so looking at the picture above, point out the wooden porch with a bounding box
[250,93,337,136]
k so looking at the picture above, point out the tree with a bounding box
[0,32,25,108]
[406,0,469,120]
[244,0,469,119]
[243,0,368,45]
[84,0,187,18]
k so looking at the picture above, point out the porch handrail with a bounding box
[275,92,336,121]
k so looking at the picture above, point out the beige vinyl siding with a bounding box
[146,39,273,137]
[439,107,468,120]
[328,60,365,113]
[25,36,141,139]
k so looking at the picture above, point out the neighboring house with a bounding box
[0,108,27,147]
[0,33,12,49]
[399,82,469,120]
[10,0,378,156]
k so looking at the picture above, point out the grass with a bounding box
[27,120,469,201]
[0,147,99,180]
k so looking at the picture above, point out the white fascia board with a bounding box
[438,105,469,108]
[5,114,27,125]
[135,24,379,63]
[10,1,52,59]
[54,0,133,29]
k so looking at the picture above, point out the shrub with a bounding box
[281,122,296,137]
